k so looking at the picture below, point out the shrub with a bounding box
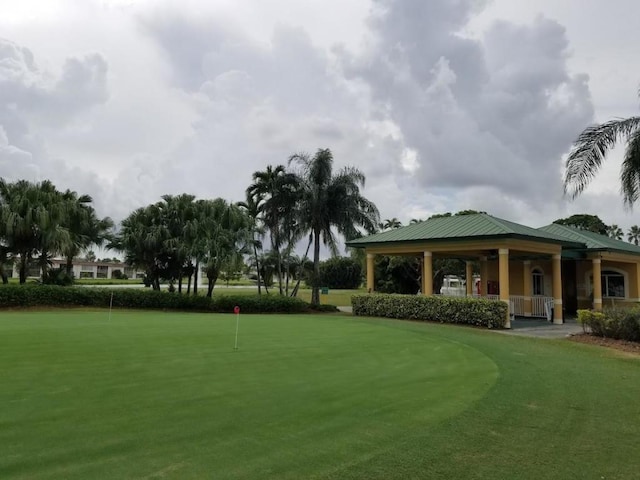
[577,308,640,342]
[352,294,507,329]
[0,285,325,314]
[315,257,363,289]
[41,267,74,286]
[111,269,128,280]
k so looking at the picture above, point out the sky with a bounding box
[2,0,640,251]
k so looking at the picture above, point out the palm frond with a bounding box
[620,130,640,208]
[564,116,640,198]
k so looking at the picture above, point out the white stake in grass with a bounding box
[108,292,114,321]
[233,305,241,350]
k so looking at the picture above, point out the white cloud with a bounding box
[1,0,640,248]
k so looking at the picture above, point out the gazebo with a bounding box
[347,214,640,328]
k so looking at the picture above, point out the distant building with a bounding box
[11,259,145,280]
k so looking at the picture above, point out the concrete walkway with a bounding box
[498,318,583,339]
[338,308,582,339]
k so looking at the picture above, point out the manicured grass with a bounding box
[1,311,639,479]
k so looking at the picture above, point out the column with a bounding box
[465,261,473,297]
[552,254,563,324]
[366,253,375,293]
[480,256,488,296]
[499,248,510,328]
[592,257,602,311]
[523,260,532,317]
[423,251,433,296]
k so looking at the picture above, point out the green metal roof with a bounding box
[347,214,582,248]
[539,224,640,256]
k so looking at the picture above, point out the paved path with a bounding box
[338,308,581,339]
[498,318,583,339]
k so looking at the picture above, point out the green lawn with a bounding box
[1,311,639,479]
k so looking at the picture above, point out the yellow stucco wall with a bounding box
[575,259,639,309]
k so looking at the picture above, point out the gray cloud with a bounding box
[341,1,595,214]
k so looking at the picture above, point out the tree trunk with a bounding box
[19,253,28,284]
[187,273,192,294]
[207,270,219,298]
[273,231,284,295]
[66,256,74,275]
[193,260,199,296]
[291,233,312,297]
[253,244,262,295]
[178,268,183,294]
[311,229,321,305]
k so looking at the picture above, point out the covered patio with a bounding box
[348,214,640,328]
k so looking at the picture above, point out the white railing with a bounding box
[449,293,552,318]
[532,296,553,318]
[510,295,525,316]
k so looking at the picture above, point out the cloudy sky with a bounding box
[2,0,640,243]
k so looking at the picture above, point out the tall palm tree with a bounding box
[247,165,301,295]
[628,225,640,245]
[564,92,640,206]
[237,194,265,295]
[606,224,624,240]
[289,148,380,305]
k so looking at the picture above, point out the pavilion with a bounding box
[347,214,640,328]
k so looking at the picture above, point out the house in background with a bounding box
[11,260,145,280]
[347,213,640,328]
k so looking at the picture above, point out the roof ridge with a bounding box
[482,214,517,233]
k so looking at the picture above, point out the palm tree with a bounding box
[237,194,265,294]
[60,189,113,279]
[381,218,403,230]
[628,225,640,245]
[289,148,380,305]
[247,165,301,295]
[110,203,168,290]
[159,194,197,293]
[564,92,640,206]
[606,224,624,240]
[198,199,250,297]
[0,179,71,283]
[409,218,423,224]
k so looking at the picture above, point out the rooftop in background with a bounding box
[539,224,640,256]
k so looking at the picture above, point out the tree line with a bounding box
[0,149,380,305]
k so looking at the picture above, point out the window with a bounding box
[532,268,544,296]
[602,270,625,298]
[97,265,109,279]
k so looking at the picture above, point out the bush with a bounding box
[112,269,128,280]
[0,285,325,314]
[578,308,640,342]
[41,267,74,286]
[316,257,363,289]
[352,294,507,329]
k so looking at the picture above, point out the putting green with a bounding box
[0,311,497,479]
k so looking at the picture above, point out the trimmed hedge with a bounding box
[0,285,338,314]
[577,308,640,342]
[352,294,507,329]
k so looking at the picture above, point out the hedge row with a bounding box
[0,285,337,314]
[352,294,507,329]
[577,308,640,342]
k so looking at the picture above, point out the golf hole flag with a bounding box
[234,306,240,349]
